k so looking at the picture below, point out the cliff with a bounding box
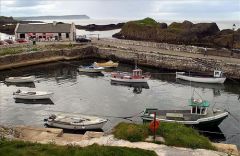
[113,18,240,49]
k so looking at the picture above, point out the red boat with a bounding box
[110,69,150,83]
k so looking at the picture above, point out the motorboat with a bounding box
[93,60,119,68]
[79,66,105,73]
[110,68,150,83]
[44,114,108,130]
[141,98,228,128]
[5,76,35,83]
[176,70,226,84]
[13,90,53,100]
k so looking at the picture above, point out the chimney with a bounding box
[53,21,57,26]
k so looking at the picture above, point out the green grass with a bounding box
[157,122,215,150]
[131,17,159,27]
[0,139,157,156]
[113,122,215,150]
[113,122,149,142]
[0,46,41,56]
[0,43,82,57]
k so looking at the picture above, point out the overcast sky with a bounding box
[0,0,239,22]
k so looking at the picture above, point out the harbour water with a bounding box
[0,59,239,146]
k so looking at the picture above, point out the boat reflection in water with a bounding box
[111,81,149,94]
[78,72,104,78]
[15,99,54,105]
[196,126,226,142]
[5,82,36,88]
[176,79,225,96]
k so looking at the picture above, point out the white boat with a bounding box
[176,70,226,84]
[79,66,105,73]
[13,90,53,100]
[110,69,150,83]
[45,114,108,130]
[93,60,119,68]
[142,98,228,128]
[5,76,35,83]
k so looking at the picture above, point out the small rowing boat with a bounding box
[110,68,150,83]
[93,60,119,68]
[176,70,226,84]
[13,89,53,100]
[5,76,35,83]
[79,66,105,73]
[44,114,108,130]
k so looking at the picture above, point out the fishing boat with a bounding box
[93,60,119,68]
[141,98,228,128]
[79,66,104,73]
[176,70,226,84]
[13,90,53,100]
[44,114,108,130]
[5,76,35,83]
[110,68,150,83]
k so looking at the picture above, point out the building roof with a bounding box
[16,23,72,33]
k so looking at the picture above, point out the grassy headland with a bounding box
[113,122,215,150]
[113,17,240,49]
[0,139,157,156]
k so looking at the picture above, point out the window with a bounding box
[66,33,69,38]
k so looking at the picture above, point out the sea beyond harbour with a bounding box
[0,18,239,40]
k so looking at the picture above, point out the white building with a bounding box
[15,22,76,41]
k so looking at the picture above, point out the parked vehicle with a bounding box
[4,39,15,44]
[44,114,108,130]
[0,40,9,45]
[16,39,28,43]
[76,37,91,43]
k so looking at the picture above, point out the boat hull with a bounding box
[5,76,35,83]
[142,112,228,128]
[46,120,107,130]
[13,92,53,100]
[176,72,226,84]
[111,77,148,83]
[94,63,119,68]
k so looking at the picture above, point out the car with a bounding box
[0,40,9,45]
[16,39,28,43]
[4,39,15,44]
[76,37,91,43]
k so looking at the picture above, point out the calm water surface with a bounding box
[0,59,240,146]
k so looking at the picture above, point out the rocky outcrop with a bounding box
[113,18,240,49]
[76,23,125,31]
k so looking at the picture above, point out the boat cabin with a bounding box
[214,70,224,78]
[133,69,143,77]
[189,98,209,115]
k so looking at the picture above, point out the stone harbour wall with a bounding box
[101,38,240,59]
[0,45,239,79]
[0,46,98,70]
[97,47,240,79]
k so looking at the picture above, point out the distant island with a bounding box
[14,15,90,21]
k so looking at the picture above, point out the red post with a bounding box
[153,112,156,141]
